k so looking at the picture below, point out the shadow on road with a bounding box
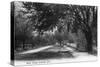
[15,51,74,60]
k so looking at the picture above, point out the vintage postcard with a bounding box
[11,1,97,66]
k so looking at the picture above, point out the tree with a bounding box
[69,5,97,53]
[22,2,71,35]
[14,2,36,50]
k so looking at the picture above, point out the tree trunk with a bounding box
[82,26,93,53]
[23,40,25,50]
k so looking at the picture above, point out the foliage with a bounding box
[13,2,97,53]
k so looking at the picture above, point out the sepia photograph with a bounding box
[11,1,97,65]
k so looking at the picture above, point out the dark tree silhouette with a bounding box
[69,6,97,53]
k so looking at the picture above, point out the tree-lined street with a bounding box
[11,2,97,61]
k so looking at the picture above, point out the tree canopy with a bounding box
[13,2,97,53]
